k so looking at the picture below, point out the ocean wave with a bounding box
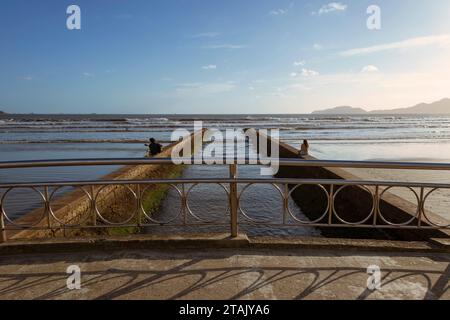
[3,115,450,145]
[125,117,170,123]
[0,139,174,144]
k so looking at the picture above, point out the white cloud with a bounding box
[289,83,311,91]
[271,82,312,99]
[291,68,320,77]
[301,68,320,77]
[279,83,312,93]
[202,65,217,70]
[313,2,347,15]
[313,43,323,50]
[176,82,236,95]
[82,72,94,78]
[361,65,379,73]
[191,32,220,38]
[270,91,293,99]
[293,60,306,67]
[340,34,450,57]
[20,75,33,81]
[270,9,287,16]
[252,79,265,84]
[202,44,247,49]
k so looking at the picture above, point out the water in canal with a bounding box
[146,138,321,237]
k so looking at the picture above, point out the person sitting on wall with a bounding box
[299,140,309,157]
[145,138,162,157]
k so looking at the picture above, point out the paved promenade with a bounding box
[0,237,449,299]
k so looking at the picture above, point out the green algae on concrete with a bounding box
[107,165,185,236]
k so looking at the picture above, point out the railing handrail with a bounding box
[1,178,450,190]
[1,157,450,171]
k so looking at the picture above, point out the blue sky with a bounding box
[1,0,450,114]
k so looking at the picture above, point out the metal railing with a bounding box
[1,157,450,242]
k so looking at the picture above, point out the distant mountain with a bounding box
[374,98,450,114]
[0,110,6,115]
[312,106,368,115]
[312,98,450,115]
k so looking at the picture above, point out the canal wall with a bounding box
[256,131,450,241]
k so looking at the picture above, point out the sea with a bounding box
[1,113,450,234]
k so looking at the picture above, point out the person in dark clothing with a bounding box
[145,138,162,156]
[299,140,309,157]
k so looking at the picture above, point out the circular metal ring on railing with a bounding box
[421,188,450,228]
[287,184,330,224]
[378,186,420,226]
[1,187,47,228]
[238,183,284,224]
[332,185,375,225]
[185,183,230,223]
[48,186,92,227]
[140,184,183,225]
[94,184,139,225]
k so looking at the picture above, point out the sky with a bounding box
[1,0,450,114]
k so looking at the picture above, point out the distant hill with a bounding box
[374,98,450,114]
[312,98,450,115]
[312,106,367,115]
[0,110,6,115]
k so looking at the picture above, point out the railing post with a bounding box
[373,186,379,226]
[90,185,97,226]
[136,184,142,227]
[418,187,424,227]
[44,186,53,237]
[229,163,238,238]
[328,185,334,225]
[182,184,187,226]
[283,184,289,225]
[0,208,6,243]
